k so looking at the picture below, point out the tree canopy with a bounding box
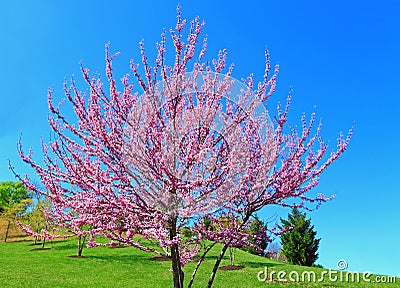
[0,181,31,213]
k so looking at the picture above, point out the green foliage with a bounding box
[19,198,51,245]
[279,208,320,267]
[0,181,32,242]
[241,217,268,256]
[0,181,31,213]
[26,199,50,233]
[0,199,32,220]
[0,198,32,242]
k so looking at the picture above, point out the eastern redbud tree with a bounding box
[13,8,352,288]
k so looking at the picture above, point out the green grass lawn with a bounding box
[0,238,398,288]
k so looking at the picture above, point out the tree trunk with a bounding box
[229,247,236,266]
[207,214,251,288]
[78,236,82,256]
[4,220,11,242]
[78,235,85,256]
[188,242,216,288]
[207,243,229,288]
[169,217,184,288]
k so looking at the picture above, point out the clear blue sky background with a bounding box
[1,0,399,278]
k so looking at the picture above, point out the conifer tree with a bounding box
[279,208,320,266]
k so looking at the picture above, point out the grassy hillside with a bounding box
[0,238,398,288]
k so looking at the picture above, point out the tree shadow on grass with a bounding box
[29,247,52,251]
[239,261,284,269]
[87,254,151,264]
[68,255,87,258]
[14,239,34,243]
[36,239,71,247]
[219,265,245,270]
[202,255,222,261]
[150,255,171,261]
[50,243,77,251]
[28,242,45,246]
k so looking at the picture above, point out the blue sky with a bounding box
[1,0,399,278]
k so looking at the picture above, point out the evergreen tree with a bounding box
[279,208,320,266]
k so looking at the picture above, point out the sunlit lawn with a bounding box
[0,238,398,288]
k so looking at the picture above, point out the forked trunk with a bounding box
[78,235,85,256]
[207,214,251,287]
[188,242,216,288]
[169,217,184,288]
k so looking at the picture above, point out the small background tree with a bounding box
[0,181,31,213]
[17,196,91,255]
[279,208,320,266]
[27,199,50,245]
[0,181,32,242]
[17,196,53,246]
